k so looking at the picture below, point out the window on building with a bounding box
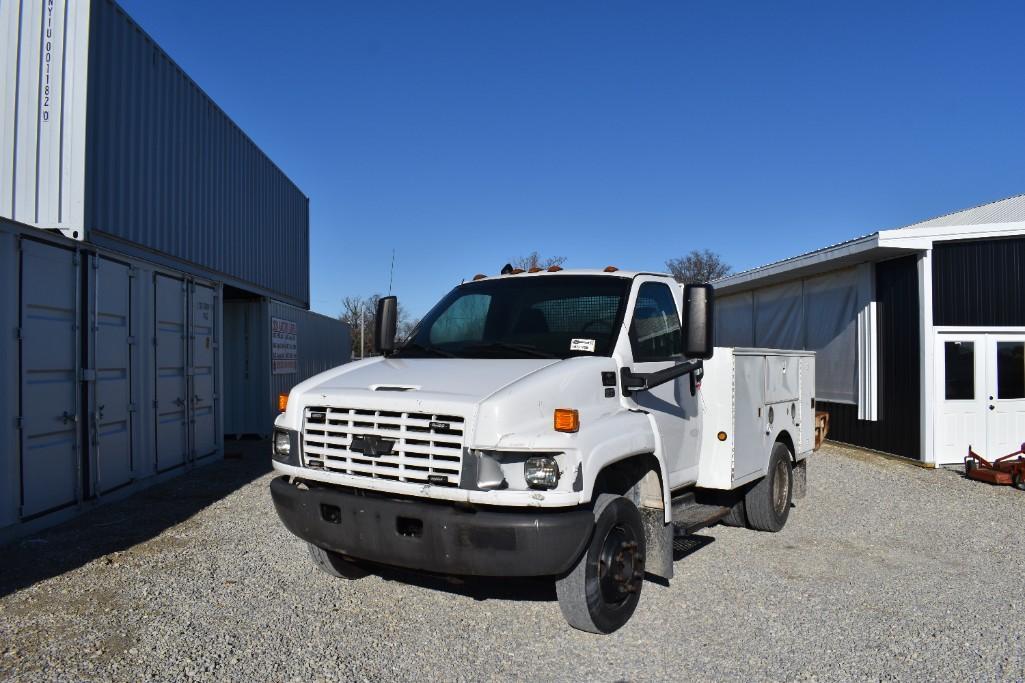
[629,282,682,362]
[944,341,975,400]
[996,341,1025,400]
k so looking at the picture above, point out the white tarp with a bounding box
[714,266,872,407]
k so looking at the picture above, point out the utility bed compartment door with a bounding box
[764,355,799,403]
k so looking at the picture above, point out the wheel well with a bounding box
[775,430,795,460]
[593,454,664,511]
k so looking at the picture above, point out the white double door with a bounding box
[935,332,1025,464]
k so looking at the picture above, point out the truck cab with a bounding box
[270,268,813,633]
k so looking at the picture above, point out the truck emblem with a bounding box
[349,435,395,457]
[429,421,450,431]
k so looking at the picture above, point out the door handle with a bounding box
[61,411,77,425]
[174,397,185,408]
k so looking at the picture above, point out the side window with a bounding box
[429,294,491,344]
[629,282,682,362]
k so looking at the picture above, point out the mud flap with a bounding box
[793,459,807,500]
[641,507,673,581]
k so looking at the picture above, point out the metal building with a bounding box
[714,194,1025,467]
[0,0,349,541]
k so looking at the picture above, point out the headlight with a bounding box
[273,429,292,458]
[524,456,560,490]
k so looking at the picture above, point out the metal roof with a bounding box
[895,193,1025,230]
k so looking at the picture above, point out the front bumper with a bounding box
[270,476,594,577]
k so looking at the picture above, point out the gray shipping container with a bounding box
[224,300,351,436]
[0,217,223,540]
[1,0,309,307]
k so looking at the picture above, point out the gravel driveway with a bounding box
[2,442,1024,682]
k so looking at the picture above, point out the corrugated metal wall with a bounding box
[0,0,90,238]
[932,237,1025,327]
[224,299,350,435]
[823,255,921,459]
[84,0,310,306]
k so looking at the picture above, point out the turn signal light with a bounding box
[554,409,579,433]
[278,393,288,412]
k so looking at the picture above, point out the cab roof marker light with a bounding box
[547,265,563,272]
[603,266,619,272]
[528,267,542,273]
[472,273,487,281]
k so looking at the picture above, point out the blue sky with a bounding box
[119,0,1025,318]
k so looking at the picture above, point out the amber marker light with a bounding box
[554,409,580,433]
[472,273,487,281]
[603,265,619,272]
[717,431,728,442]
[278,393,288,412]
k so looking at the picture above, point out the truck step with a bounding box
[670,493,730,535]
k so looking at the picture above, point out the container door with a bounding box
[19,241,80,518]
[190,282,218,459]
[985,335,1025,458]
[935,335,987,465]
[154,274,188,471]
[90,257,134,493]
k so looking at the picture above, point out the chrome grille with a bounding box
[301,407,464,487]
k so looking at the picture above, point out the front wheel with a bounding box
[744,442,793,532]
[555,494,646,634]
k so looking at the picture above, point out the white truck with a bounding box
[270,268,816,633]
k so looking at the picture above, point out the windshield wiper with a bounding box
[397,342,457,358]
[464,342,557,359]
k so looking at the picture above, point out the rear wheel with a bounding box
[745,442,793,532]
[1013,471,1025,491]
[555,494,646,634]
[720,498,747,527]
[307,543,369,579]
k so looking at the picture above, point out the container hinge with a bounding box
[128,403,137,413]
[92,258,100,270]
[153,336,158,346]
[211,341,219,349]
[81,369,97,382]
[127,335,136,345]
[72,254,81,266]
[14,326,21,341]
[128,267,137,279]
[153,399,159,408]
[15,416,23,429]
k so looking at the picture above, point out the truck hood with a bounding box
[299,357,561,405]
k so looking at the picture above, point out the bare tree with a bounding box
[666,249,732,284]
[339,294,417,358]
[511,251,567,271]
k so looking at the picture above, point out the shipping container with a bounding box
[0,216,224,541]
[0,0,309,307]
[223,299,351,436]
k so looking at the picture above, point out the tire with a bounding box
[1013,471,1025,491]
[555,494,646,634]
[745,442,793,532]
[720,498,747,527]
[965,459,976,476]
[307,543,369,579]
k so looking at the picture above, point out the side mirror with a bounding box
[683,283,714,359]
[374,296,398,356]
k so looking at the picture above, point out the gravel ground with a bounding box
[2,441,1024,682]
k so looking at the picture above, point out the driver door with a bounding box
[625,279,700,488]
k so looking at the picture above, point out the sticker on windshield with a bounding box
[570,338,596,353]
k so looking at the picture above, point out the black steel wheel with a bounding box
[744,442,793,532]
[555,494,646,634]
[307,543,369,579]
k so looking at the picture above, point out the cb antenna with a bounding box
[388,248,395,295]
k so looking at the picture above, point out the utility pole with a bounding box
[360,304,365,360]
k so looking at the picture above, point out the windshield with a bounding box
[396,275,631,359]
